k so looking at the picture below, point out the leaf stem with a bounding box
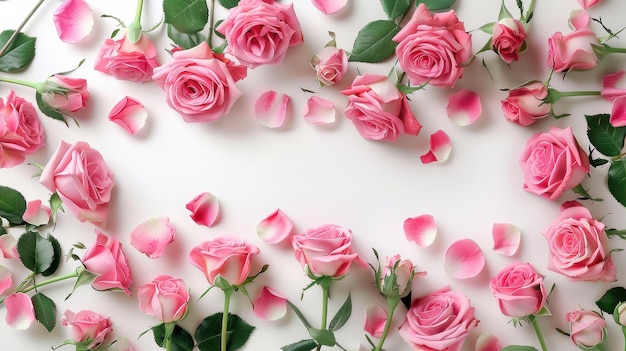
[530,315,549,351]
[0,0,46,58]
[546,88,601,104]
[0,75,43,90]
[208,0,216,48]
[221,287,234,351]
[21,270,80,293]
[373,297,400,351]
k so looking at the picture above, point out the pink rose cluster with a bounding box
[0,90,44,168]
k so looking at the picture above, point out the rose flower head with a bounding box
[567,309,607,350]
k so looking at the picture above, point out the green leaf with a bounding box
[49,192,63,224]
[65,267,97,300]
[329,293,351,331]
[195,313,255,351]
[36,93,68,125]
[348,20,400,63]
[0,30,36,72]
[609,159,626,207]
[281,339,317,351]
[478,22,495,34]
[415,0,456,11]
[286,301,313,329]
[163,0,209,34]
[153,323,194,351]
[217,0,240,9]
[498,1,513,20]
[380,0,411,20]
[167,24,206,50]
[40,234,61,277]
[0,185,27,225]
[17,231,55,274]
[596,287,626,314]
[586,114,626,157]
[31,293,56,332]
[308,328,335,347]
[0,227,6,235]
[500,346,539,351]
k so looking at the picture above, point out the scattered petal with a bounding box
[108,96,148,135]
[0,234,18,259]
[364,305,387,338]
[569,9,590,30]
[253,286,288,321]
[254,91,291,128]
[130,217,176,259]
[0,266,12,295]
[311,0,349,14]
[53,0,94,44]
[577,0,600,9]
[303,96,336,125]
[475,333,501,351]
[22,200,51,226]
[444,238,485,279]
[602,70,626,101]
[4,293,35,330]
[492,223,521,256]
[420,130,452,164]
[186,192,220,227]
[446,89,481,126]
[610,96,626,127]
[257,209,294,244]
[403,214,437,248]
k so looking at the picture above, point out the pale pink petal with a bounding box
[254,91,291,128]
[492,223,521,256]
[475,333,501,351]
[577,0,600,9]
[4,293,35,330]
[108,96,148,135]
[0,234,18,259]
[53,0,94,44]
[112,337,136,351]
[569,9,590,30]
[130,217,176,259]
[610,96,626,127]
[0,265,12,295]
[444,238,485,279]
[256,209,294,244]
[364,305,387,338]
[420,130,452,164]
[22,200,51,226]
[253,286,287,321]
[311,0,349,14]
[303,96,336,125]
[403,214,437,248]
[186,192,220,227]
[602,70,626,101]
[446,89,481,126]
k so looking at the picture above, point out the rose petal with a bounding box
[186,192,220,227]
[130,217,176,259]
[0,265,12,295]
[569,9,590,30]
[610,96,626,127]
[112,337,136,351]
[53,0,94,44]
[303,96,336,125]
[311,0,349,14]
[492,223,521,256]
[0,234,18,259]
[4,293,35,330]
[446,89,481,126]
[403,214,437,248]
[108,96,148,135]
[364,305,387,338]
[253,286,287,321]
[22,200,51,226]
[475,333,501,351]
[444,238,485,279]
[577,0,600,9]
[254,91,291,128]
[420,130,452,164]
[257,209,294,244]
[602,70,626,101]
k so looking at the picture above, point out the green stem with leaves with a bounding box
[373,297,400,351]
[0,76,44,91]
[221,287,234,351]
[0,0,46,58]
[529,315,548,351]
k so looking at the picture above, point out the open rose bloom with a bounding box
[0,90,44,168]
[137,275,190,323]
[95,29,159,83]
[489,262,546,318]
[82,230,133,294]
[491,18,527,63]
[61,309,113,350]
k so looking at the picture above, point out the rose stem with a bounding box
[221,287,234,351]
[21,270,80,293]
[0,76,43,90]
[373,297,400,351]
[529,315,549,351]
[0,0,46,58]
[164,322,175,351]
[524,0,537,23]
[316,278,332,351]
[208,0,216,48]
[133,0,144,25]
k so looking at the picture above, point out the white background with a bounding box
[2,0,626,350]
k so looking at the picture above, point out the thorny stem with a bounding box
[0,0,46,58]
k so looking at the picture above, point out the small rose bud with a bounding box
[378,255,425,299]
[566,309,607,350]
[614,302,626,326]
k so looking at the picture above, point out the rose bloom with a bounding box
[82,230,133,294]
[94,29,159,83]
[39,140,114,227]
[399,286,479,351]
[216,0,303,68]
[340,74,421,142]
[519,126,589,200]
[61,309,113,350]
[547,27,600,72]
[392,3,472,88]
[137,275,189,323]
[567,310,606,350]
[489,262,546,318]
[291,223,365,278]
[311,46,348,86]
[152,42,247,123]
[0,90,44,168]
[492,18,527,63]
[189,235,260,286]
[41,75,89,113]
[501,80,551,126]
[543,202,616,282]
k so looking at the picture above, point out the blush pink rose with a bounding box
[152,42,246,123]
[82,230,132,294]
[61,309,113,350]
[547,27,600,72]
[501,80,551,126]
[399,286,479,351]
[392,3,472,88]
[311,46,348,86]
[137,275,190,323]
[216,0,303,68]
[41,75,89,113]
[189,236,260,286]
[489,262,547,318]
[519,126,589,200]
[340,74,421,142]
[491,18,527,63]
[0,90,44,168]
[567,310,607,349]
[39,140,114,227]
[94,29,159,83]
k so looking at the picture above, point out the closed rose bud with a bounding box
[379,255,424,299]
[614,302,626,326]
[566,310,606,350]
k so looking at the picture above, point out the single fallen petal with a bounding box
[186,192,220,227]
[446,89,481,126]
[311,0,349,14]
[602,70,626,101]
[130,217,176,259]
[577,0,600,9]
[420,130,452,164]
[0,265,12,295]
[403,214,437,248]
[53,0,94,44]
[610,96,626,127]
[4,293,36,330]
[475,333,501,351]
[108,96,148,135]
[253,286,287,321]
[364,305,387,338]
[0,234,18,259]
[492,223,521,256]
[444,238,485,279]
[254,91,291,128]
[22,200,51,226]
[257,209,294,244]
[303,96,336,125]
[569,9,590,30]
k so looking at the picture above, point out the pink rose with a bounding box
[216,0,303,68]
[491,18,527,63]
[567,310,606,349]
[547,27,600,72]
[82,230,132,294]
[152,42,246,123]
[39,140,114,227]
[189,235,260,286]
[380,255,424,299]
[392,3,472,88]
[137,275,190,323]
[501,80,551,126]
[602,70,626,101]
[61,309,113,350]
[0,90,44,168]
[543,202,616,282]
[399,286,479,351]
[291,223,365,278]
[519,126,589,200]
[311,46,348,86]
[578,0,600,9]
[94,29,159,83]
[41,75,89,113]
[340,74,421,142]
[489,262,546,318]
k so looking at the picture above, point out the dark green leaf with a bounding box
[163,0,209,34]
[415,0,456,11]
[41,234,61,277]
[500,346,539,351]
[0,30,36,72]
[167,24,206,50]
[0,185,26,225]
[281,339,317,351]
[195,313,254,351]
[36,93,67,125]
[590,158,609,167]
[0,227,6,235]
[609,159,626,207]
[401,292,412,310]
[348,20,400,63]
[17,231,55,274]
[153,323,194,351]
[32,293,56,332]
[596,287,626,314]
[217,0,240,9]
[571,184,602,202]
[586,114,626,157]
[329,293,351,331]
[286,301,313,329]
[308,328,335,346]
[49,192,63,224]
[380,0,411,20]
